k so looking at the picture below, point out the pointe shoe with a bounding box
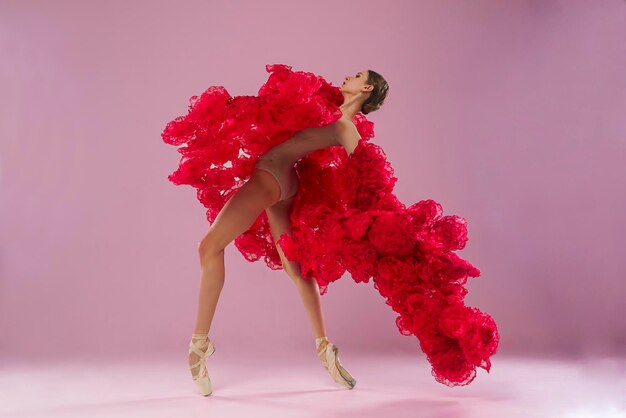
[316,337,356,389]
[188,333,216,396]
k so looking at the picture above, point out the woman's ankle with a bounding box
[315,336,329,351]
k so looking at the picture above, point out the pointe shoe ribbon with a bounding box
[189,334,216,396]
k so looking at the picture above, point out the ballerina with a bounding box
[179,68,387,396]
[163,64,498,396]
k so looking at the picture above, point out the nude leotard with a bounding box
[254,127,341,201]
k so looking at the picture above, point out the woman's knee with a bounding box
[284,265,312,286]
[290,274,318,292]
[284,264,300,280]
[198,233,225,261]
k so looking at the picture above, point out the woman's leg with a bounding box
[265,195,356,390]
[193,169,281,335]
[188,170,281,393]
[265,195,327,339]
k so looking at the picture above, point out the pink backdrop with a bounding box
[1,0,624,364]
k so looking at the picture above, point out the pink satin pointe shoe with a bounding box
[316,336,356,389]
[188,333,216,396]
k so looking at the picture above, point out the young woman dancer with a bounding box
[186,70,389,396]
[165,64,498,395]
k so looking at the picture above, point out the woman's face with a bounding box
[340,70,371,95]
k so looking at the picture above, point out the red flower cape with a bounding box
[162,64,500,387]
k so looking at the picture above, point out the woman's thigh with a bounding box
[199,170,281,257]
[265,195,301,276]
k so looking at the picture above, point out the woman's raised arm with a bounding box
[293,119,361,156]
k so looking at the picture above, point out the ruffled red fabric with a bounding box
[162,63,499,387]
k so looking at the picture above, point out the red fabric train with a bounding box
[162,63,500,387]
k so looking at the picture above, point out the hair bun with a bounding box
[359,70,389,115]
[361,101,381,115]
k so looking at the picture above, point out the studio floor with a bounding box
[1,350,624,418]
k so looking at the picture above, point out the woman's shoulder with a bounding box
[332,117,362,155]
[335,116,362,139]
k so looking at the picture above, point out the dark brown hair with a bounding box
[361,70,389,115]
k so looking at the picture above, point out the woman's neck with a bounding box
[339,94,366,121]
